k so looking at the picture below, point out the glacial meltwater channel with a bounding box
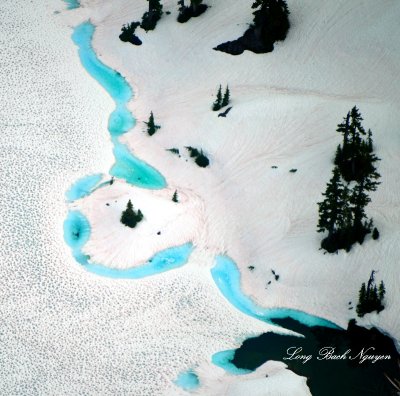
[63,211,194,278]
[71,21,166,189]
[211,255,340,329]
[63,21,184,278]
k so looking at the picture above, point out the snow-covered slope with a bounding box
[74,0,400,338]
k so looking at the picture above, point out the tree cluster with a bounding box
[317,107,380,253]
[177,0,208,23]
[212,85,230,111]
[186,146,210,167]
[144,111,161,136]
[120,200,144,228]
[356,271,386,317]
[214,0,290,55]
[119,22,142,45]
[141,0,163,32]
[252,0,290,44]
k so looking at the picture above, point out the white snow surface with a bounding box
[1,0,399,395]
[78,0,400,335]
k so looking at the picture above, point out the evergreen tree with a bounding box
[144,111,161,136]
[141,0,163,31]
[357,271,386,317]
[212,85,223,111]
[334,106,380,183]
[195,150,210,167]
[177,0,207,23]
[120,200,144,228]
[172,190,178,202]
[317,167,349,236]
[221,85,230,107]
[378,281,386,301]
[177,0,185,13]
[190,0,202,11]
[251,0,290,43]
[357,282,366,315]
[372,227,380,240]
[119,22,142,45]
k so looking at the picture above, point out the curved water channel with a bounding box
[64,21,194,278]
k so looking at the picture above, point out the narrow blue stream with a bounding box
[71,21,166,189]
[63,211,194,278]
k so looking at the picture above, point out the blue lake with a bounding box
[173,369,200,391]
[110,138,166,189]
[63,210,194,278]
[65,174,103,202]
[63,0,80,10]
[211,350,252,375]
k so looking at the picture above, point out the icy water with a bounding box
[63,210,194,278]
[71,21,165,188]
[173,369,200,391]
[63,0,80,10]
[211,257,399,396]
[65,173,103,201]
[211,256,340,329]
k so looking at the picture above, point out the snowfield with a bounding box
[1,0,399,395]
[73,0,400,337]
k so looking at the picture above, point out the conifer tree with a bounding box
[317,167,349,236]
[120,200,144,228]
[144,111,161,136]
[252,0,290,43]
[177,0,185,13]
[212,85,223,111]
[222,85,230,107]
[378,281,386,301]
[190,0,202,13]
[356,271,386,317]
[172,190,178,202]
[141,0,163,32]
[334,106,380,183]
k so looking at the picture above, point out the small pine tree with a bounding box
[317,167,349,236]
[172,190,178,202]
[177,0,185,13]
[378,281,386,301]
[356,283,367,316]
[372,227,380,240]
[334,107,380,184]
[120,200,144,228]
[221,85,230,107]
[144,111,161,136]
[212,85,223,111]
[356,271,386,317]
[195,150,210,167]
